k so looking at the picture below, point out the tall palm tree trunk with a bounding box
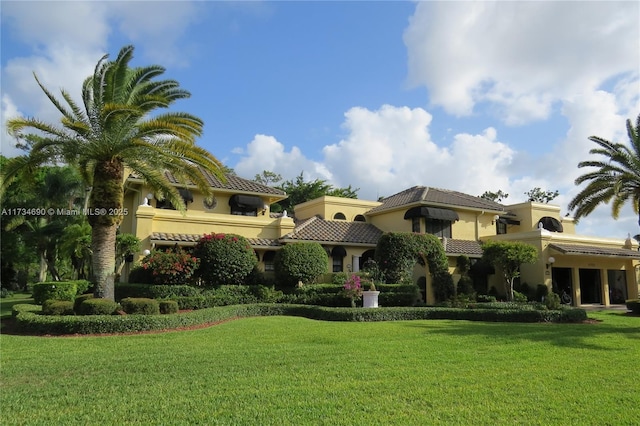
[91,223,117,300]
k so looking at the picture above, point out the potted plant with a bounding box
[362,279,380,308]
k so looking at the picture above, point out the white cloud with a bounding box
[404,1,639,125]
[235,105,516,201]
[233,134,330,182]
[0,94,24,157]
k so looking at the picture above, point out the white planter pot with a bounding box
[362,291,380,308]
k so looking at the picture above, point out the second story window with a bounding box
[229,194,263,216]
[426,219,452,238]
[412,217,421,233]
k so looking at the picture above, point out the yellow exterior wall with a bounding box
[294,196,381,221]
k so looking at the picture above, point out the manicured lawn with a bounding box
[0,292,33,319]
[1,310,638,425]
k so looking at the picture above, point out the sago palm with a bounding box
[568,114,640,227]
[2,45,224,300]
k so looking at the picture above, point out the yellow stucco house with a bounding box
[121,172,640,307]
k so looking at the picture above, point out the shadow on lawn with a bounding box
[402,313,640,350]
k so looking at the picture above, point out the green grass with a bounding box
[0,292,33,319]
[1,310,638,425]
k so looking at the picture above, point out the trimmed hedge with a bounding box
[42,300,75,316]
[626,299,640,315]
[13,303,589,335]
[159,300,179,314]
[120,298,160,315]
[32,282,78,304]
[115,283,202,300]
[77,298,118,316]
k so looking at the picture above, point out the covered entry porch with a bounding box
[548,243,640,307]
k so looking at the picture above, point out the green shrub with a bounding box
[476,294,497,303]
[0,287,13,298]
[78,298,118,316]
[545,292,561,310]
[74,293,94,313]
[626,299,640,315]
[513,291,528,303]
[69,280,91,295]
[535,284,549,302]
[274,242,328,287]
[148,285,202,299]
[193,233,257,286]
[159,300,179,314]
[12,303,590,335]
[456,275,475,296]
[120,298,160,315]
[42,300,75,316]
[140,248,200,285]
[332,272,349,285]
[128,265,154,284]
[32,282,78,304]
[116,283,153,299]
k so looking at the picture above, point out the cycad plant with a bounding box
[2,45,224,300]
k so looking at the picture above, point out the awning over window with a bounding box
[404,206,459,221]
[498,217,520,225]
[538,216,563,232]
[229,194,264,209]
[331,246,347,257]
[178,188,194,203]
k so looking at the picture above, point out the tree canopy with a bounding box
[2,45,224,300]
[253,171,359,213]
[568,114,640,226]
[481,240,538,302]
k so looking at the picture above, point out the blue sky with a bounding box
[1,1,639,239]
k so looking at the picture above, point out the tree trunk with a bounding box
[38,253,47,282]
[91,223,117,300]
[88,159,125,301]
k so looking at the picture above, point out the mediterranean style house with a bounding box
[120,171,640,307]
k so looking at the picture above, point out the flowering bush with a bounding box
[342,274,364,307]
[141,248,199,285]
[193,233,257,286]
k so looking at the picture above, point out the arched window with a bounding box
[331,246,347,272]
[333,212,346,220]
[354,214,366,222]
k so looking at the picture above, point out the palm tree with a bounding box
[2,45,224,300]
[568,114,640,227]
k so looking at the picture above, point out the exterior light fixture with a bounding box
[143,249,151,256]
[492,214,500,225]
[546,256,555,269]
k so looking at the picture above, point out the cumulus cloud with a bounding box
[0,1,206,158]
[235,105,516,201]
[233,134,331,182]
[404,1,639,125]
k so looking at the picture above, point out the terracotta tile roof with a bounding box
[282,216,383,245]
[442,238,484,256]
[150,232,280,247]
[367,186,505,214]
[549,243,640,259]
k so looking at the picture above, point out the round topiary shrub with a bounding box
[42,300,75,316]
[74,293,95,313]
[32,282,78,304]
[120,297,160,315]
[159,300,179,314]
[274,242,328,288]
[78,298,118,315]
[193,233,258,286]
